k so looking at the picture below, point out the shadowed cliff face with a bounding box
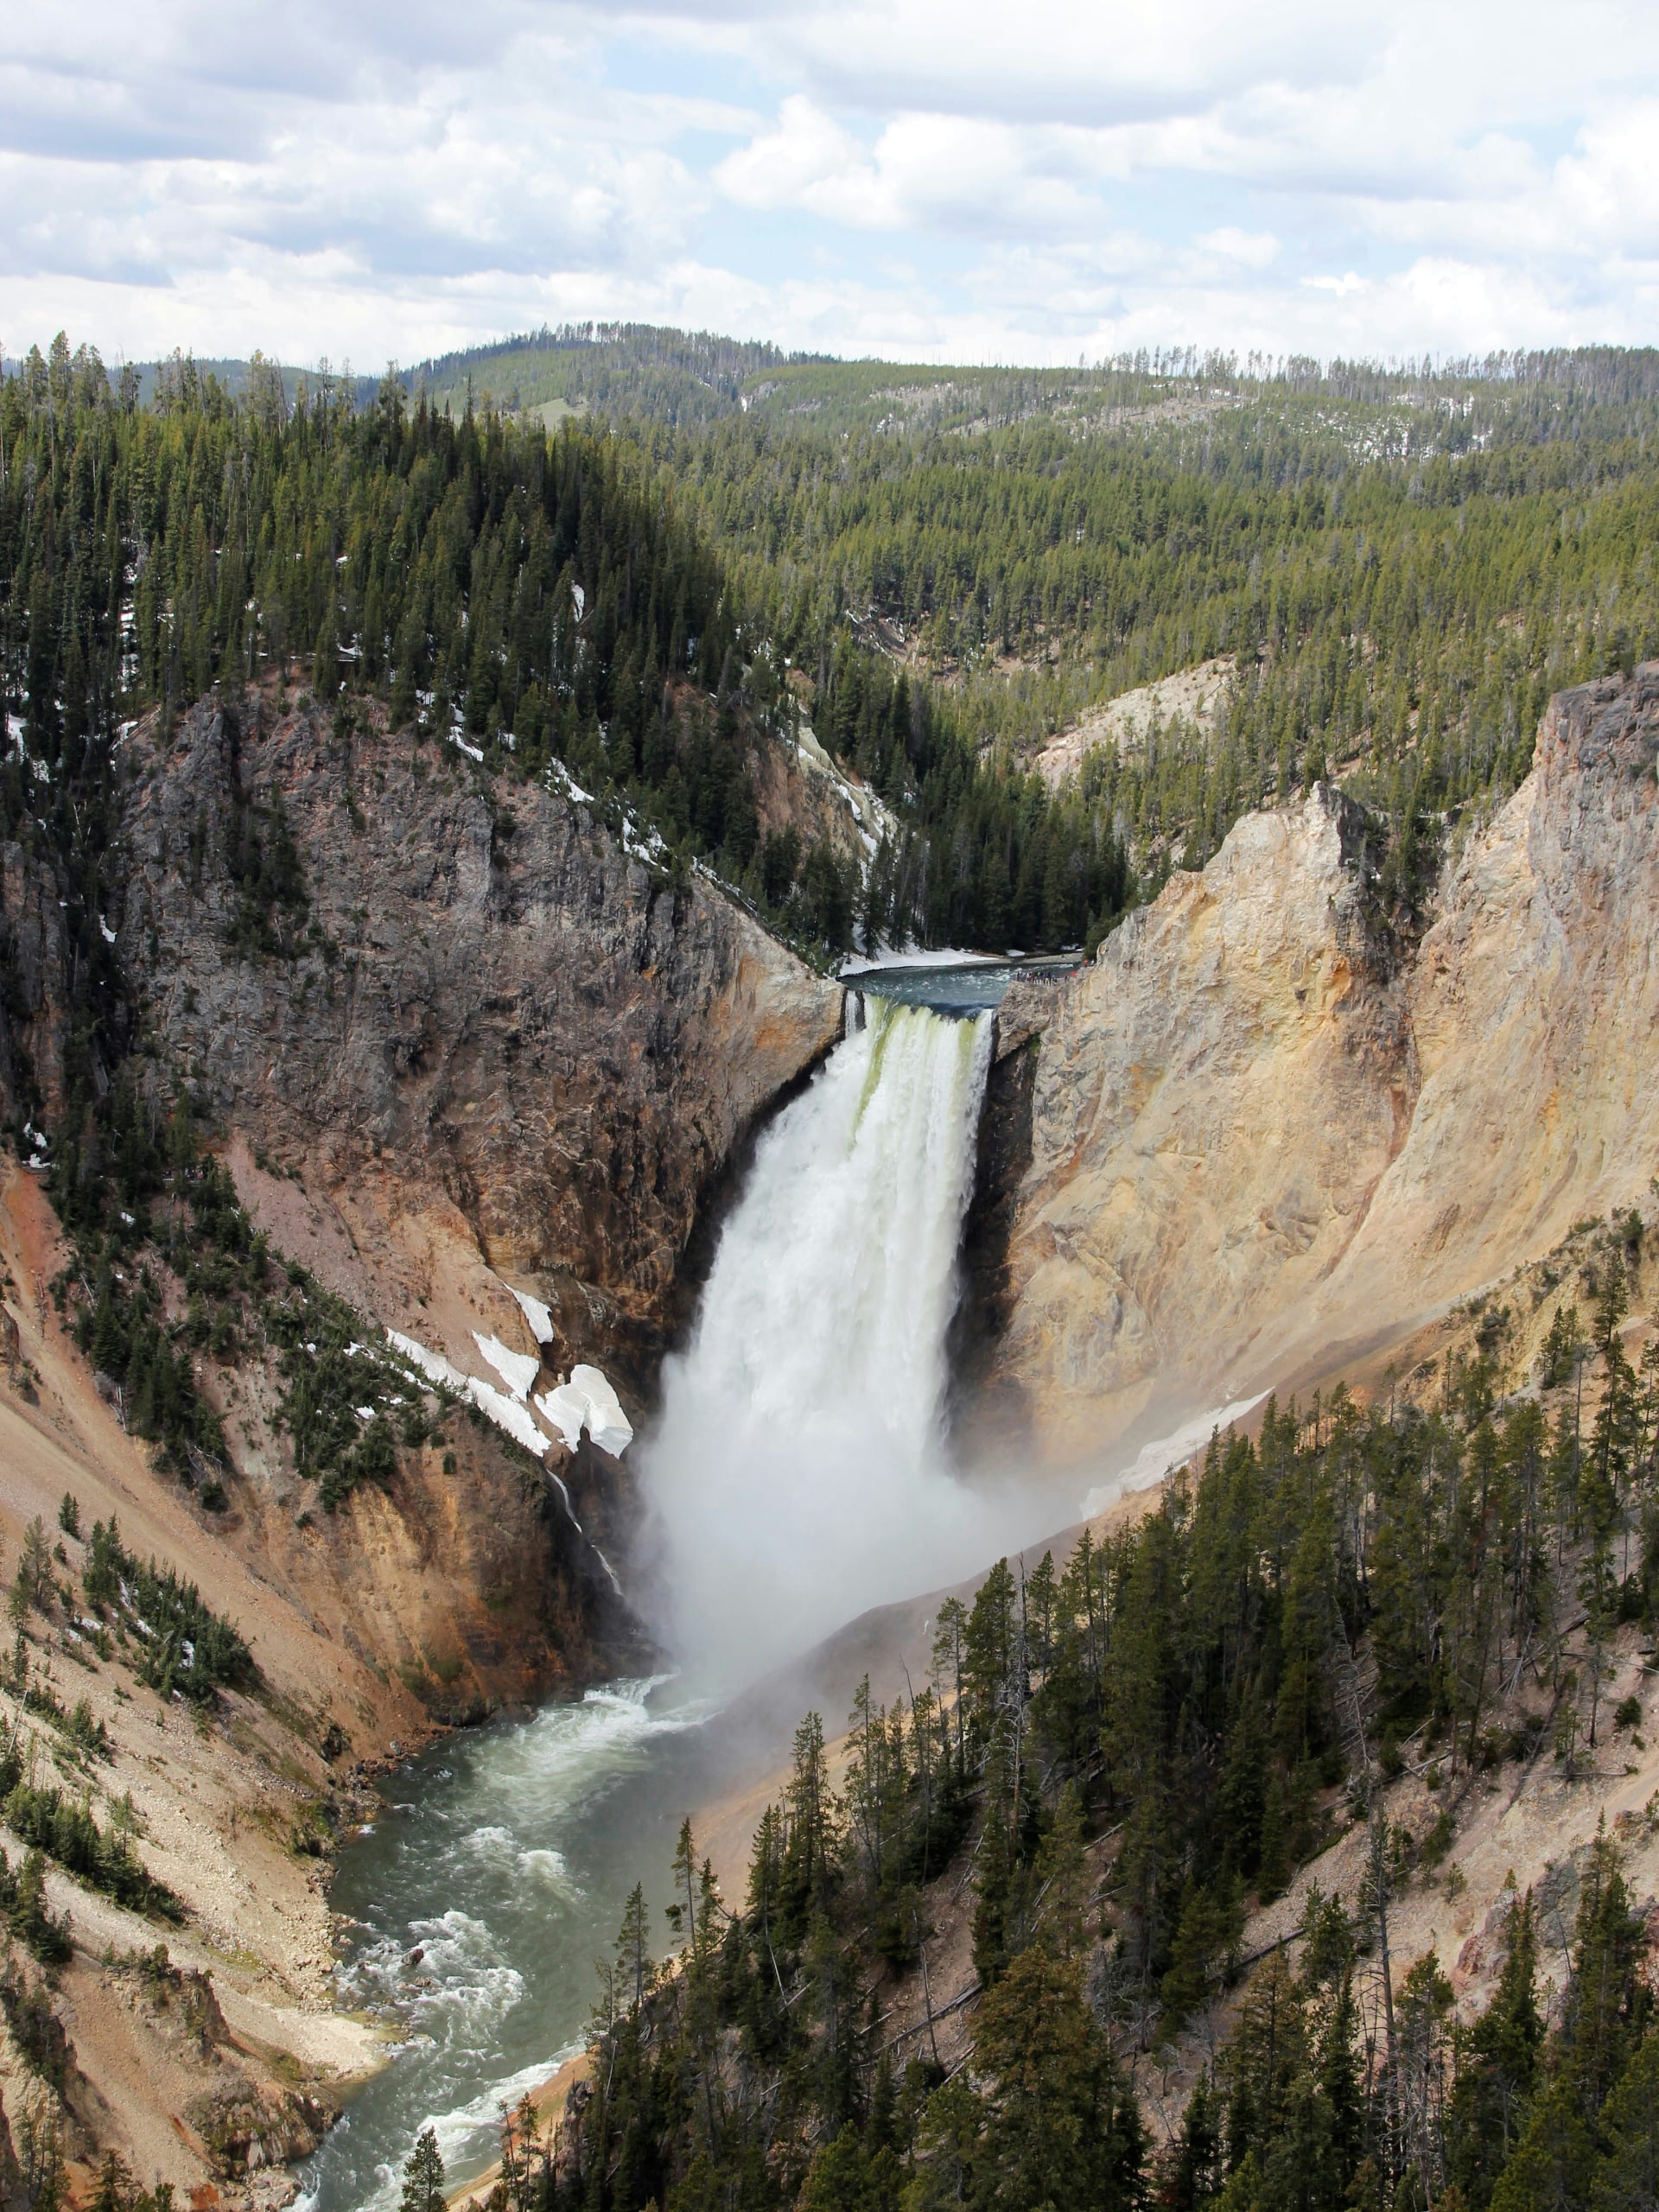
[1,688,842,1719]
[0,842,72,1128]
[116,692,843,1392]
[985,664,1659,1468]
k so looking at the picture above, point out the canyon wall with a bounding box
[108,690,837,1682]
[988,662,1659,1465]
[3,688,842,1726]
[0,690,842,2193]
[118,692,842,1386]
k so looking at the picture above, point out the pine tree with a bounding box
[972,1943,1146,2211]
[1560,1826,1649,2109]
[614,1882,653,2013]
[400,2126,445,2212]
[1446,1893,1544,2206]
[1587,2030,1659,2211]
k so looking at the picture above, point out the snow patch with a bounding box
[454,735,485,764]
[535,1364,632,1459]
[840,947,1002,976]
[509,1287,554,1345]
[466,1376,549,1457]
[473,1332,540,1402]
[387,1329,549,1458]
[547,759,592,806]
[387,1330,467,1393]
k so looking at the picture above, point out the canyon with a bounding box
[0,663,1656,2199]
[0,686,843,2197]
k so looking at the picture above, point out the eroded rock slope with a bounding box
[118,691,842,1383]
[989,663,1659,1463]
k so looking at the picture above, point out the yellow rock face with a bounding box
[995,664,1659,1468]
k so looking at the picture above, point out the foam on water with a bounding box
[298,1678,720,2212]
[640,997,1042,1691]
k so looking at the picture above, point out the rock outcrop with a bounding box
[73,687,841,1698]
[988,663,1659,1465]
[0,687,843,1733]
[117,691,842,1390]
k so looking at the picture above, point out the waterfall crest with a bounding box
[640,996,1008,1689]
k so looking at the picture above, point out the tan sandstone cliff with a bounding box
[988,662,1659,1465]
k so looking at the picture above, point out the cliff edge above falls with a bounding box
[988,661,1659,1465]
[119,691,843,1388]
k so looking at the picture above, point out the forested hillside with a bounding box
[404,330,1659,890]
[8,334,1659,976]
[447,1220,1659,2212]
[0,337,1132,969]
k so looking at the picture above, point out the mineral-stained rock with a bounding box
[115,690,843,1388]
[988,664,1659,1465]
[0,688,842,1710]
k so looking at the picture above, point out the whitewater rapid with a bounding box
[640,995,1025,1689]
[297,1679,721,2212]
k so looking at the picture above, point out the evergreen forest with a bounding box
[451,1223,1659,2212]
[5,332,1659,983]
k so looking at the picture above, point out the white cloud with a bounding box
[1,0,1657,364]
[1198,228,1280,270]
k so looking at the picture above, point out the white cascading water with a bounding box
[641,995,1025,1690]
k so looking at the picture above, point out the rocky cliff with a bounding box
[103,690,838,1684]
[0,681,842,2197]
[118,690,842,1386]
[986,663,1659,1465]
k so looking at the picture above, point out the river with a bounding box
[298,1678,758,2211]
[300,961,1061,2209]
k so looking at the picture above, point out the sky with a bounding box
[4,0,1659,371]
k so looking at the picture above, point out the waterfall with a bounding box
[640,996,1020,1690]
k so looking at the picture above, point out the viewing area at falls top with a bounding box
[845,952,1083,1014]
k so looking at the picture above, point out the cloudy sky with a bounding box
[4,0,1659,370]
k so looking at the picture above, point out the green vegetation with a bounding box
[261,1268,439,1510]
[10,331,1659,980]
[0,333,1118,966]
[454,1245,1659,2212]
[0,337,862,950]
[403,2126,448,2212]
[80,1516,254,1703]
[40,1038,436,1517]
[0,1725,179,1923]
[0,1846,73,1967]
[397,329,1659,879]
[1,1780,179,1922]
[407,322,804,432]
